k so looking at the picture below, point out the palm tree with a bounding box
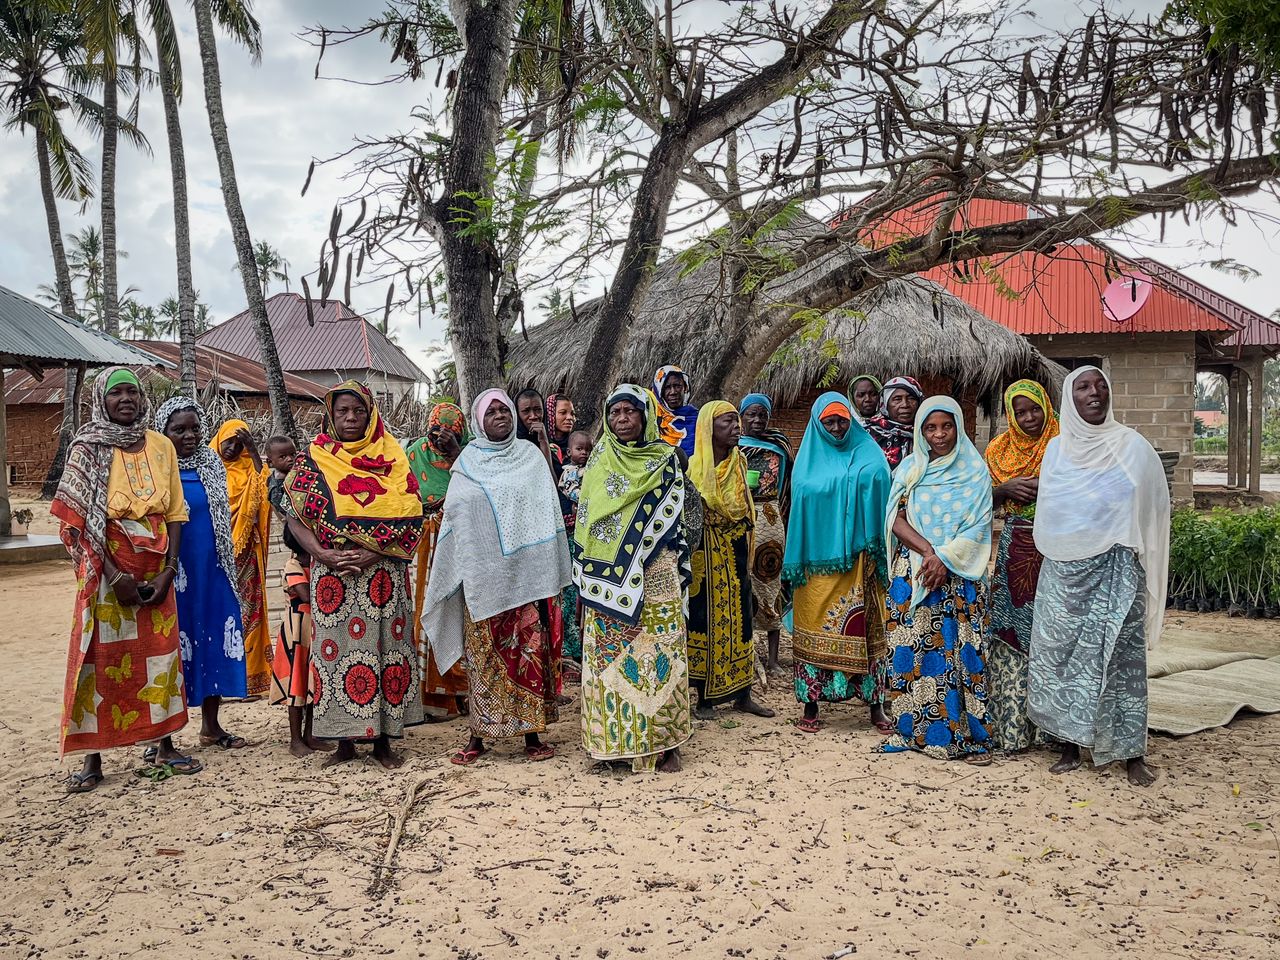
[160,293,212,338]
[66,225,105,324]
[234,240,289,298]
[192,0,295,437]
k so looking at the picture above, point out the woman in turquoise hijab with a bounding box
[782,392,891,733]
[880,396,993,763]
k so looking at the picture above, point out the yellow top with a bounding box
[106,430,189,523]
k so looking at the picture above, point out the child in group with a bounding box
[557,430,593,520]
[264,435,334,759]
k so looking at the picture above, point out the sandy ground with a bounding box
[2,504,1280,959]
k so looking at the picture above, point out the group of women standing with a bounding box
[55,359,1170,790]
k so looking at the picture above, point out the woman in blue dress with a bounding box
[156,398,249,749]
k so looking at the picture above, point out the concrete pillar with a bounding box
[1227,370,1240,488]
[1235,372,1250,490]
[0,365,10,536]
[1249,358,1265,496]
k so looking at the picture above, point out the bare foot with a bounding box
[734,695,776,718]
[1126,757,1157,787]
[657,748,682,773]
[694,704,715,721]
[1050,744,1081,775]
[304,736,336,753]
[322,740,357,768]
[373,747,404,770]
[289,740,315,759]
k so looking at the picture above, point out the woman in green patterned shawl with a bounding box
[574,385,691,773]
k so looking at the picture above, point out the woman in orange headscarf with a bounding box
[212,419,274,699]
[984,379,1058,752]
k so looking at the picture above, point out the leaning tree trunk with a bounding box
[101,74,120,336]
[158,38,198,395]
[436,0,519,408]
[36,129,85,497]
[193,0,297,438]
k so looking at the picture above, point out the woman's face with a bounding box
[851,379,880,418]
[516,393,543,429]
[661,375,688,409]
[711,411,741,448]
[554,399,576,434]
[484,399,514,441]
[219,436,242,460]
[1011,395,1046,438]
[821,414,851,441]
[163,410,202,459]
[887,388,919,426]
[741,403,769,438]
[922,410,957,459]
[1072,370,1110,425]
[104,382,142,426]
[607,400,644,443]
[332,393,370,442]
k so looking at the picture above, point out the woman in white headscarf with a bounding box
[420,388,572,765]
[1028,366,1170,787]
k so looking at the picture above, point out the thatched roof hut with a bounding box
[506,213,1063,420]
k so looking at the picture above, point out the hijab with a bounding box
[885,396,993,609]
[782,392,890,586]
[847,374,883,426]
[866,375,923,468]
[688,399,752,522]
[1034,366,1170,648]
[420,388,571,672]
[653,364,699,456]
[51,366,152,595]
[405,402,469,511]
[287,381,423,559]
[574,385,688,623]
[155,397,239,591]
[211,417,269,555]
[984,379,1060,519]
[737,392,793,497]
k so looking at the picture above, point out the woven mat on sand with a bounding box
[1148,656,1280,736]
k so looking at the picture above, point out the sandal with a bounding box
[200,733,248,749]
[524,743,555,762]
[963,752,992,767]
[156,755,203,775]
[142,746,158,763]
[65,770,104,794]
[873,720,893,734]
[796,717,824,734]
[450,746,488,766]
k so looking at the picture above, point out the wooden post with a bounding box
[1235,372,1250,489]
[1249,357,1264,496]
[0,365,10,536]
[1227,370,1240,488]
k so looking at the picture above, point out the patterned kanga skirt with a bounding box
[309,557,424,740]
[463,601,561,739]
[791,554,887,706]
[750,500,786,632]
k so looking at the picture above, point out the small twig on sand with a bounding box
[476,857,555,875]
[367,774,439,899]
[659,795,757,816]
[827,946,856,959]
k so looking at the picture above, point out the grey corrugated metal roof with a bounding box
[0,284,170,368]
[198,293,427,382]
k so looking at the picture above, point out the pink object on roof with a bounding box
[1101,273,1154,323]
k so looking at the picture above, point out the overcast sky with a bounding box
[1,0,1276,376]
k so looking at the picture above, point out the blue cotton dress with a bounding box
[175,469,247,702]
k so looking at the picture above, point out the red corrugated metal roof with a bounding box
[3,340,330,405]
[846,196,1239,336]
[198,293,427,382]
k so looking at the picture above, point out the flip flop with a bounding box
[450,746,488,766]
[65,770,104,794]
[142,746,158,763]
[200,733,249,749]
[156,755,204,775]
[524,743,555,762]
[963,752,992,767]
[873,720,893,734]
[796,717,824,734]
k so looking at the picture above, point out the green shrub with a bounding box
[1168,506,1280,611]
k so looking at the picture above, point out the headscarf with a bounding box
[737,392,792,498]
[984,379,1060,519]
[50,366,152,596]
[782,392,890,586]
[884,396,993,609]
[865,375,924,468]
[211,417,270,556]
[155,397,239,591]
[420,388,571,672]
[404,402,469,511]
[688,400,752,522]
[573,385,688,623]
[653,364,699,456]
[1034,366,1171,648]
[847,374,883,425]
[286,381,423,559]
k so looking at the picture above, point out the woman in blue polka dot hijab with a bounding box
[878,396,994,763]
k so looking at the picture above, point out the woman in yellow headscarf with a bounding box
[686,400,774,720]
[212,418,274,699]
[984,379,1058,752]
